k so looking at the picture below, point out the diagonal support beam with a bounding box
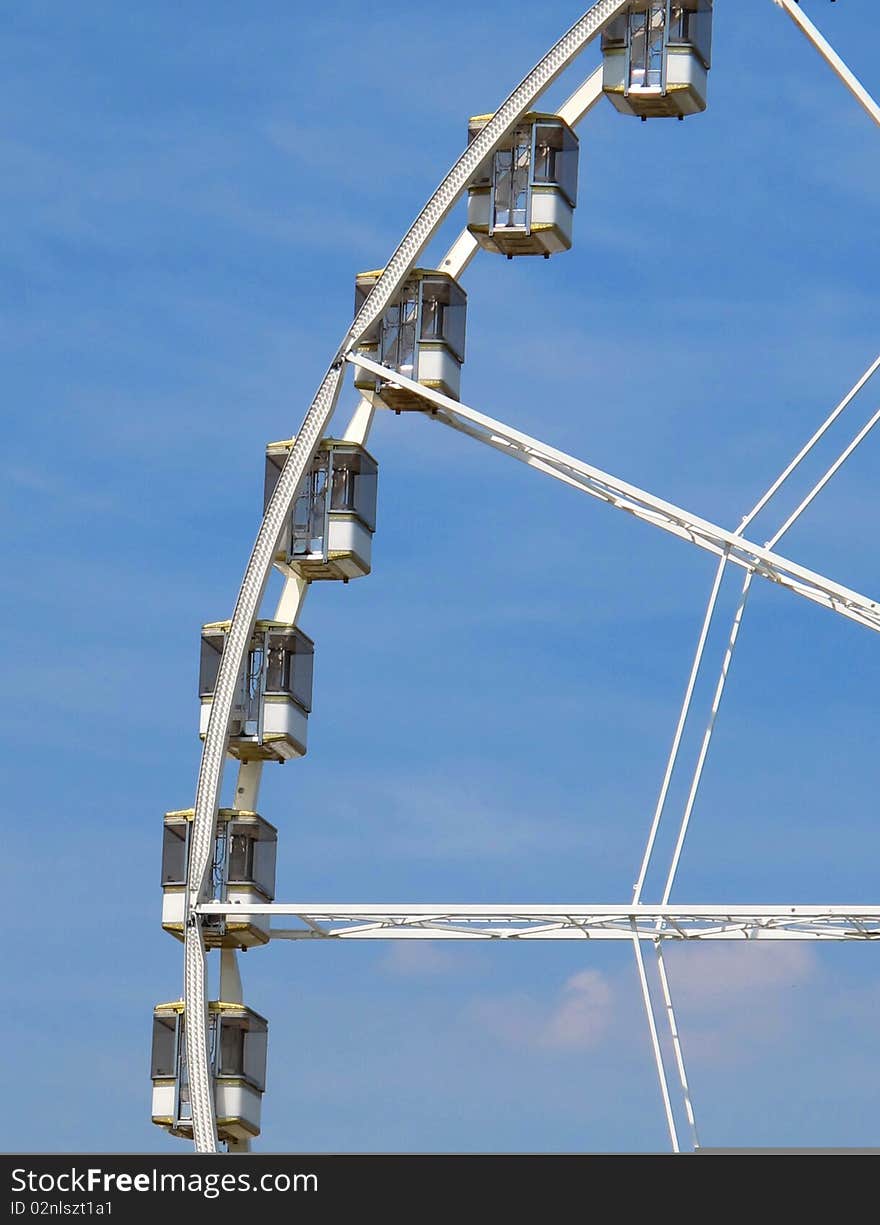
[346,352,880,635]
[773,0,880,128]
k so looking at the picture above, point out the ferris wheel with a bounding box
[149,0,880,1154]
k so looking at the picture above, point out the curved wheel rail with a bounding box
[183,0,631,1154]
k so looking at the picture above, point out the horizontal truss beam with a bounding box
[196,903,880,941]
[347,354,880,636]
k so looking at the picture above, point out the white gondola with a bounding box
[199,620,314,762]
[602,1,713,119]
[266,438,378,582]
[161,809,277,948]
[353,269,466,410]
[151,1001,268,1143]
[466,112,579,257]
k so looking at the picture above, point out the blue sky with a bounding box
[3,0,880,1153]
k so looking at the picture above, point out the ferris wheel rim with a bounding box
[182,0,633,1155]
[172,0,880,1156]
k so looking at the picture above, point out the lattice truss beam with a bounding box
[195,903,880,942]
[347,352,880,638]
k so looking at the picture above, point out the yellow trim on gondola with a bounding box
[153,1000,268,1020]
[469,222,559,235]
[265,436,378,465]
[164,808,262,822]
[201,618,309,634]
[468,110,572,129]
[356,267,460,284]
[604,80,692,93]
[153,1116,262,1139]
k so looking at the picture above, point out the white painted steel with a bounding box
[662,576,751,907]
[233,761,264,811]
[440,230,480,280]
[737,354,880,536]
[636,356,880,901]
[274,576,308,625]
[655,945,700,1150]
[636,363,880,1147]
[348,352,880,636]
[340,398,376,446]
[183,925,213,1147]
[557,64,605,126]
[196,902,880,942]
[635,354,880,907]
[632,554,728,907]
[182,0,631,1152]
[219,948,244,1004]
[632,929,679,1152]
[773,0,880,127]
[768,403,880,552]
[658,395,880,907]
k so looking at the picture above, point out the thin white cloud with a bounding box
[668,942,817,1010]
[380,942,461,977]
[662,942,819,1062]
[307,771,623,860]
[540,969,615,1051]
[471,967,615,1052]
[470,944,825,1068]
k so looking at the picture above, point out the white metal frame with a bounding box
[170,0,880,1155]
[197,903,880,942]
[347,351,880,637]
